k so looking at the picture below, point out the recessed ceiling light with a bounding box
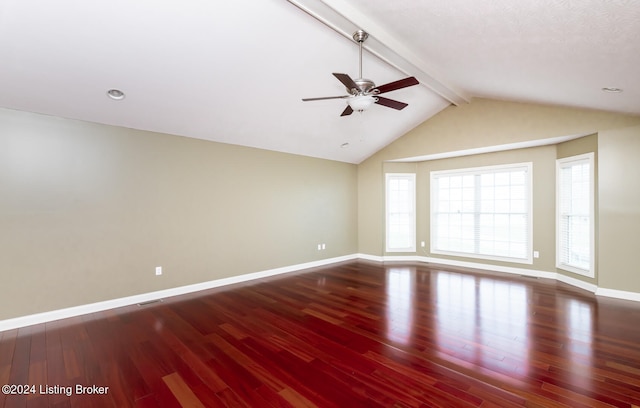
[601,87,623,93]
[106,89,125,100]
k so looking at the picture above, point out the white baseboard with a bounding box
[370,253,627,299]
[355,253,384,262]
[2,252,637,332]
[358,254,640,302]
[555,272,598,293]
[417,255,559,280]
[0,254,358,332]
[596,287,640,302]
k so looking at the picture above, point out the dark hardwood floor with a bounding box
[2,260,640,407]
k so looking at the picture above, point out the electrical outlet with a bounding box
[155,266,162,276]
[533,251,540,259]
[421,241,426,248]
[321,243,326,250]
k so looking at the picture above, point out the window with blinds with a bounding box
[430,163,532,264]
[556,153,594,277]
[385,173,416,252]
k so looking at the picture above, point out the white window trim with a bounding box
[556,152,595,278]
[385,173,416,253]
[430,162,533,264]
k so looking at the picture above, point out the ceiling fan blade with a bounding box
[374,77,419,94]
[375,96,408,110]
[340,105,354,116]
[333,73,359,92]
[302,95,349,101]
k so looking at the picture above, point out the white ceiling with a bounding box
[1,0,638,164]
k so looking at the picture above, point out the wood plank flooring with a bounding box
[2,260,640,407]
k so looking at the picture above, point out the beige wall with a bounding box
[374,98,640,162]
[2,97,639,321]
[358,98,640,292]
[598,124,640,292]
[0,108,358,320]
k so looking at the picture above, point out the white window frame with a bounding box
[385,173,416,252]
[430,162,533,264]
[556,153,595,277]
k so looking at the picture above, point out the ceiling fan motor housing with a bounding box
[350,78,377,95]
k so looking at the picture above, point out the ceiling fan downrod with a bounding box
[349,30,376,96]
[353,29,369,79]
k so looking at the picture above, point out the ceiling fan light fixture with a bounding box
[347,94,376,112]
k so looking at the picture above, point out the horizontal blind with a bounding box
[557,154,593,275]
[431,163,532,263]
[386,173,416,252]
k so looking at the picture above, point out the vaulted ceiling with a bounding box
[1,0,638,163]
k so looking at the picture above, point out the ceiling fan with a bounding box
[302,30,419,117]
